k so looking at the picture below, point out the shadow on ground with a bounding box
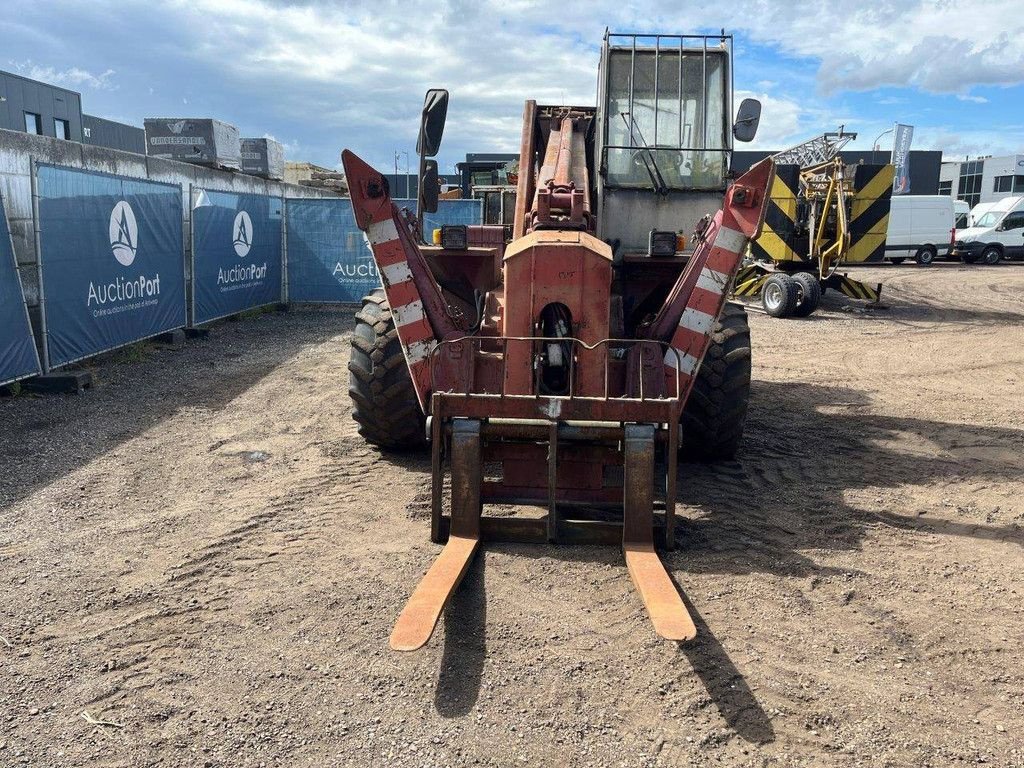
[0,309,356,508]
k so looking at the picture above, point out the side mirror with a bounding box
[416,89,449,158]
[733,98,761,143]
[421,160,440,213]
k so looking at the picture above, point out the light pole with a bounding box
[872,127,894,164]
[393,151,412,199]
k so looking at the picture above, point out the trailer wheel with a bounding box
[761,273,799,318]
[915,246,936,265]
[348,289,428,450]
[681,303,752,462]
[791,272,822,318]
[982,246,1002,265]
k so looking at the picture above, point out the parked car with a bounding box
[954,195,1024,264]
[884,195,957,265]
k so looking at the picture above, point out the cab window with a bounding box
[1000,211,1024,230]
[604,48,728,190]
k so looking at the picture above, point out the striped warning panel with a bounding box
[847,164,895,263]
[827,273,882,302]
[750,164,803,264]
[732,264,769,297]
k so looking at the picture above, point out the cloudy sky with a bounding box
[4,0,1024,174]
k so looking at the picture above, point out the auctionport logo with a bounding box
[109,201,138,266]
[90,199,161,314]
[233,211,253,257]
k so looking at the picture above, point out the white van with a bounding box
[968,201,998,228]
[954,195,1024,264]
[954,200,970,229]
[884,195,956,265]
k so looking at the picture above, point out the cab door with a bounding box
[997,210,1024,258]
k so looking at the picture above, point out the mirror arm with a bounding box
[415,133,428,243]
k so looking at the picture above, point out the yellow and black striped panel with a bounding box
[826,273,882,302]
[733,264,770,296]
[847,164,895,263]
[751,164,803,264]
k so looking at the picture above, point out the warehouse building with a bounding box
[939,155,1024,208]
[0,70,83,142]
[1,68,148,153]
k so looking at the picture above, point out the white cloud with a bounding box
[9,60,117,90]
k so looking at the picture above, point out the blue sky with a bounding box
[4,0,1023,174]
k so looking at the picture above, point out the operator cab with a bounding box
[595,31,759,257]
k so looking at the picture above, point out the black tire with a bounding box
[791,272,822,318]
[348,289,427,450]
[982,246,1002,265]
[761,273,799,318]
[681,303,752,462]
[915,246,936,265]
[889,257,906,265]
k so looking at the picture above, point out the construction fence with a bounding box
[0,163,481,385]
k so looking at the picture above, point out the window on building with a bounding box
[957,164,984,208]
[1015,175,1024,193]
[994,175,1012,193]
[24,112,42,135]
[54,118,70,141]
[938,180,952,196]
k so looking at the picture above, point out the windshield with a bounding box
[604,47,728,189]
[975,211,1001,227]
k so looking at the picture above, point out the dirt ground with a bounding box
[1,262,1023,768]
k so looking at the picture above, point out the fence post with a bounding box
[29,156,50,374]
[281,194,288,305]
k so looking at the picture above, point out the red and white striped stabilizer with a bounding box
[660,159,774,401]
[341,149,460,413]
[364,215,437,410]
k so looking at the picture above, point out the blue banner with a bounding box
[192,189,282,324]
[37,165,185,368]
[285,198,481,303]
[892,123,914,195]
[0,192,41,385]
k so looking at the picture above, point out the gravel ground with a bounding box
[1,263,1023,767]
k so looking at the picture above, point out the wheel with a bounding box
[914,246,936,265]
[889,257,906,265]
[791,272,822,318]
[761,273,799,318]
[681,303,751,462]
[982,246,1002,265]
[348,289,428,450]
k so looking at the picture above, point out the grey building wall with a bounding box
[0,71,83,141]
[0,128,335,357]
[82,114,145,154]
[731,149,943,195]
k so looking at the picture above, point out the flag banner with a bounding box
[892,124,914,195]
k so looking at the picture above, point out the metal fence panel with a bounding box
[192,188,283,324]
[36,165,185,368]
[0,190,41,386]
[285,198,482,303]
